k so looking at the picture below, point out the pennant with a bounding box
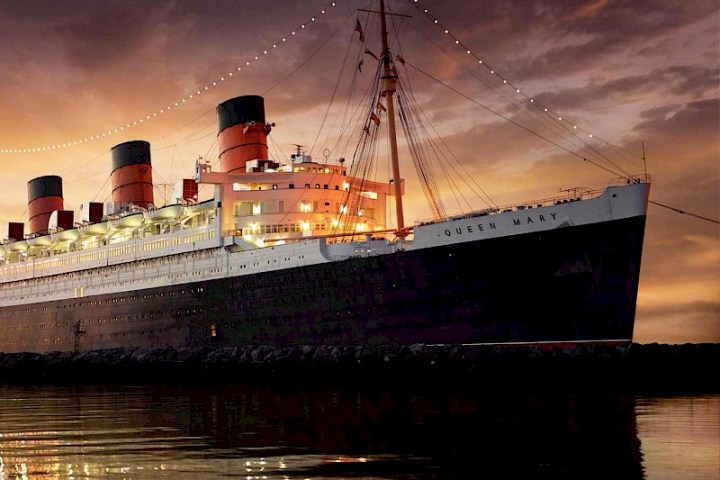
[357,58,364,72]
[355,18,365,42]
[242,124,250,134]
[370,112,381,126]
[364,48,379,61]
[376,101,387,112]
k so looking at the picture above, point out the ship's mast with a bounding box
[379,0,405,236]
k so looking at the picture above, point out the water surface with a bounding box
[635,395,719,480]
[0,383,717,479]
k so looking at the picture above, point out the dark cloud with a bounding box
[57,2,183,69]
[0,1,106,18]
[633,98,719,136]
[666,65,720,98]
[406,0,718,85]
[638,104,681,120]
[438,118,551,165]
[531,66,719,112]
[503,0,718,81]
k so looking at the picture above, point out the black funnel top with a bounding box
[111,140,151,172]
[28,175,63,202]
[217,95,265,133]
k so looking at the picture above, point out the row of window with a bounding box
[1,248,221,303]
[0,230,215,276]
[257,183,344,190]
[241,223,329,235]
[3,245,220,291]
[1,243,316,307]
[1,285,210,319]
[1,324,180,347]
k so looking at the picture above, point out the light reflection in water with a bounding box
[0,383,715,479]
[635,395,720,480]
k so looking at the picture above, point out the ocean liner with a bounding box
[0,1,650,354]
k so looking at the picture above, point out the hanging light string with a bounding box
[404,61,627,178]
[405,0,647,165]
[0,1,339,155]
[400,16,634,179]
[407,0,720,226]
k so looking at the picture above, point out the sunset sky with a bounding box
[0,0,717,343]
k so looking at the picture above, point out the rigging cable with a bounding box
[258,12,376,233]
[397,68,496,211]
[309,18,358,155]
[405,0,718,226]
[395,84,447,217]
[404,61,628,179]
[334,61,384,236]
[649,201,719,225]
[268,134,290,165]
[330,11,381,159]
[262,11,355,96]
[389,19,497,211]
[403,20,635,178]
[405,0,645,166]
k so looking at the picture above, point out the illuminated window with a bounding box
[360,191,378,200]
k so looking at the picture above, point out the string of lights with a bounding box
[406,0,720,226]
[405,0,644,161]
[0,1,339,155]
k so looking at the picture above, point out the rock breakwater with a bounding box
[0,343,717,389]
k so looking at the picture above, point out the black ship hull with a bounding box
[0,215,645,353]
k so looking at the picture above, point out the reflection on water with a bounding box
[0,381,715,479]
[636,395,719,480]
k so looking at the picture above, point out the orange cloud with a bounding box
[564,0,610,22]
